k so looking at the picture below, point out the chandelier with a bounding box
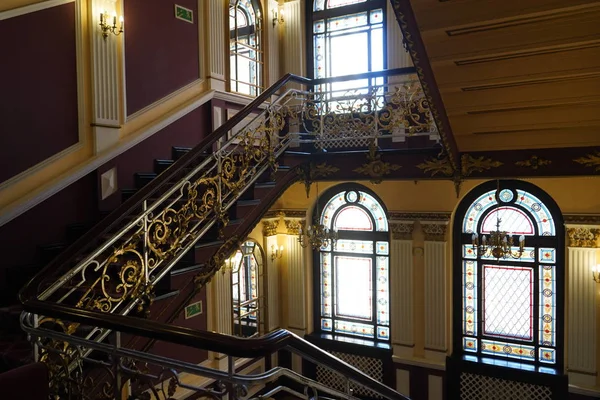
[298,182,338,250]
[471,214,525,260]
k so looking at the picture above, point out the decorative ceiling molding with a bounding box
[389,0,460,176]
[515,156,552,170]
[461,154,503,177]
[564,214,600,226]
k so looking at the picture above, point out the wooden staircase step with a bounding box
[154,159,175,174]
[134,172,158,189]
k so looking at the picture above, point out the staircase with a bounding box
[16,69,437,399]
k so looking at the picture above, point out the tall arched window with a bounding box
[231,240,265,337]
[308,0,386,94]
[453,180,564,371]
[229,0,262,96]
[314,184,390,342]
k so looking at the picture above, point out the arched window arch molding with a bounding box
[452,179,565,371]
[312,183,391,343]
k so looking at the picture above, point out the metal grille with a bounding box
[316,351,384,398]
[460,372,552,400]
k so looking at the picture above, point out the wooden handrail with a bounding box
[22,299,409,400]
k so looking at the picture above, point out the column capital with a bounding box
[421,221,448,242]
[284,219,305,235]
[390,222,414,240]
[262,219,279,237]
[566,227,600,248]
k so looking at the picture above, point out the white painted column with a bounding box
[206,268,232,365]
[386,0,412,69]
[391,222,414,357]
[91,0,123,153]
[424,241,447,355]
[265,234,280,331]
[286,232,306,333]
[207,0,226,90]
[282,1,304,89]
[568,247,597,385]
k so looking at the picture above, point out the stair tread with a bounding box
[237,199,261,206]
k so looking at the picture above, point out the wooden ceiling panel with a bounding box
[432,42,600,88]
[411,0,598,32]
[422,8,600,61]
[408,0,600,153]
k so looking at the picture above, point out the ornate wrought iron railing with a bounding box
[21,311,410,400]
[20,68,435,399]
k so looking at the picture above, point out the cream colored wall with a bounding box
[269,177,600,392]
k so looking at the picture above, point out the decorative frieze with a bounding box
[564,214,600,225]
[421,222,448,242]
[391,222,414,240]
[388,212,451,222]
[262,220,279,237]
[566,227,600,248]
[284,219,305,235]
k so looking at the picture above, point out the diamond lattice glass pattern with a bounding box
[335,256,372,320]
[483,265,533,340]
[463,260,477,336]
[481,207,534,235]
[334,206,372,231]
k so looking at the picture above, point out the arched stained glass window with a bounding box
[315,185,390,342]
[454,180,564,370]
[229,0,262,96]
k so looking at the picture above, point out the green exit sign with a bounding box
[185,301,202,319]
[175,4,194,23]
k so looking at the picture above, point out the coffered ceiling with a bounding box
[408,0,600,153]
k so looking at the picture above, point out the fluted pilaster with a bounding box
[286,231,305,330]
[391,240,414,346]
[282,1,304,91]
[207,0,226,89]
[424,240,446,351]
[567,247,597,375]
[265,235,280,331]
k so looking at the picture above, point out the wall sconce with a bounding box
[593,264,600,283]
[270,245,284,261]
[272,8,284,27]
[99,10,124,40]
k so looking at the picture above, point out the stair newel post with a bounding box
[143,200,149,286]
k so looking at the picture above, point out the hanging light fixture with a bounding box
[471,182,525,260]
[298,182,338,250]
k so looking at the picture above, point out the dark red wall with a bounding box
[98,104,210,211]
[124,0,200,115]
[0,3,79,184]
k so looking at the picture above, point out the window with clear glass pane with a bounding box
[311,0,385,99]
[230,0,262,96]
[455,181,563,369]
[231,240,264,337]
[316,186,389,342]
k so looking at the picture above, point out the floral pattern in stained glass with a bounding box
[376,256,389,325]
[515,190,555,236]
[539,347,556,364]
[539,248,556,264]
[321,253,332,317]
[463,337,478,353]
[539,265,556,347]
[376,241,389,255]
[334,239,373,254]
[480,339,536,362]
[463,260,477,336]
[334,320,374,338]
[357,191,388,231]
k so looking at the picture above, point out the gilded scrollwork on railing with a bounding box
[302,81,436,149]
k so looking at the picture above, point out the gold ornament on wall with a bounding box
[262,220,279,237]
[574,151,600,171]
[417,154,453,177]
[353,141,402,184]
[461,154,503,176]
[566,227,600,248]
[515,155,552,170]
[296,162,339,198]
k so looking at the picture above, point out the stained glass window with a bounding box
[455,180,563,369]
[310,0,385,96]
[316,186,389,342]
[229,0,262,96]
